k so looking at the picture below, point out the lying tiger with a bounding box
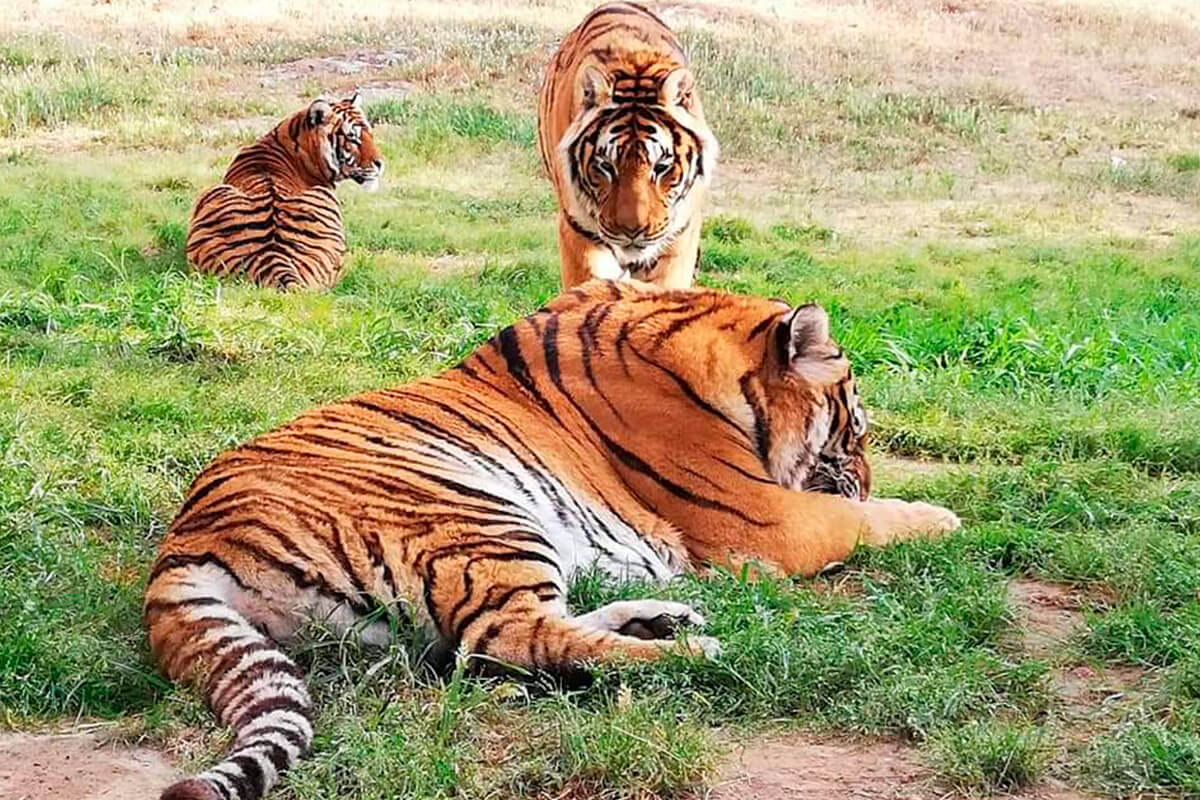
[538,2,719,289]
[186,94,383,291]
[147,281,960,800]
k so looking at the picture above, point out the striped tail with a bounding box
[146,567,313,800]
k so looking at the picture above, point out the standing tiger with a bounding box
[537,2,719,290]
[186,94,383,291]
[146,280,959,800]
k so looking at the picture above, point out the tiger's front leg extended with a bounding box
[683,487,961,578]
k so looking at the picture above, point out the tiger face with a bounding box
[758,303,872,501]
[560,67,716,265]
[304,93,384,192]
[801,375,871,501]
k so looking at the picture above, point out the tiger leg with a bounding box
[556,211,624,289]
[146,561,314,800]
[685,489,960,578]
[577,599,706,640]
[432,551,718,671]
[461,593,721,671]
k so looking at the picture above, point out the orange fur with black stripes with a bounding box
[146,280,959,800]
[537,2,718,289]
[186,94,383,291]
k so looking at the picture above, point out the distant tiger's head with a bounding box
[559,66,717,263]
[290,93,384,191]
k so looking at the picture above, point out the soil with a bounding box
[1008,577,1087,659]
[876,455,960,479]
[1005,577,1148,742]
[260,49,416,84]
[0,731,180,800]
[711,732,1095,800]
[711,734,929,800]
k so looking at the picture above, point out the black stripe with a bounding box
[245,724,310,755]
[179,473,234,517]
[213,763,253,800]
[748,313,778,342]
[229,754,265,800]
[739,373,771,463]
[564,212,608,245]
[149,553,250,591]
[495,325,561,423]
[453,579,560,642]
[144,596,223,615]
[230,694,312,731]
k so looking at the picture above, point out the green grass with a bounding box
[925,721,1050,794]
[2,6,1200,799]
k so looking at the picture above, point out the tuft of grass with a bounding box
[924,720,1050,794]
[770,221,834,244]
[574,548,1046,740]
[702,214,755,244]
[542,694,718,797]
[367,98,534,156]
[1088,723,1200,798]
[1097,158,1200,198]
[842,91,996,139]
[0,56,159,135]
[1085,602,1200,667]
[1167,152,1200,173]
[1168,656,1200,703]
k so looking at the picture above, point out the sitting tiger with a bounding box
[185,94,382,291]
[146,280,960,800]
[537,2,719,289]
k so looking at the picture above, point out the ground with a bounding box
[1,1,1199,798]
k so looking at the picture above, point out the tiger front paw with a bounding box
[670,634,722,660]
[862,498,961,546]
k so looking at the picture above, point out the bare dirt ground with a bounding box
[0,732,179,800]
[712,732,1095,800]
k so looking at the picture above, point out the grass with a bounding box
[2,1,1200,798]
[926,721,1050,794]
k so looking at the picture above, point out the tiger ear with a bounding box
[349,90,363,110]
[660,67,697,111]
[777,303,843,380]
[578,66,612,110]
[307,98,333,128]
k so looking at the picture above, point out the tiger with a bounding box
[537,2,719,290]
[146,280,960,800]
[185,93,383,291]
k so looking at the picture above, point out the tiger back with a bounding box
[537,2,719,290]
[186,94,383,291]
[146,280,959,800]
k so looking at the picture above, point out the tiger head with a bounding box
[298,93,384,191]
[544,283,870,501]
[559,66,718,264]
[760,302,872,501]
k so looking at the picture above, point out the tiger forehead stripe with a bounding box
[611,74,662,102]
